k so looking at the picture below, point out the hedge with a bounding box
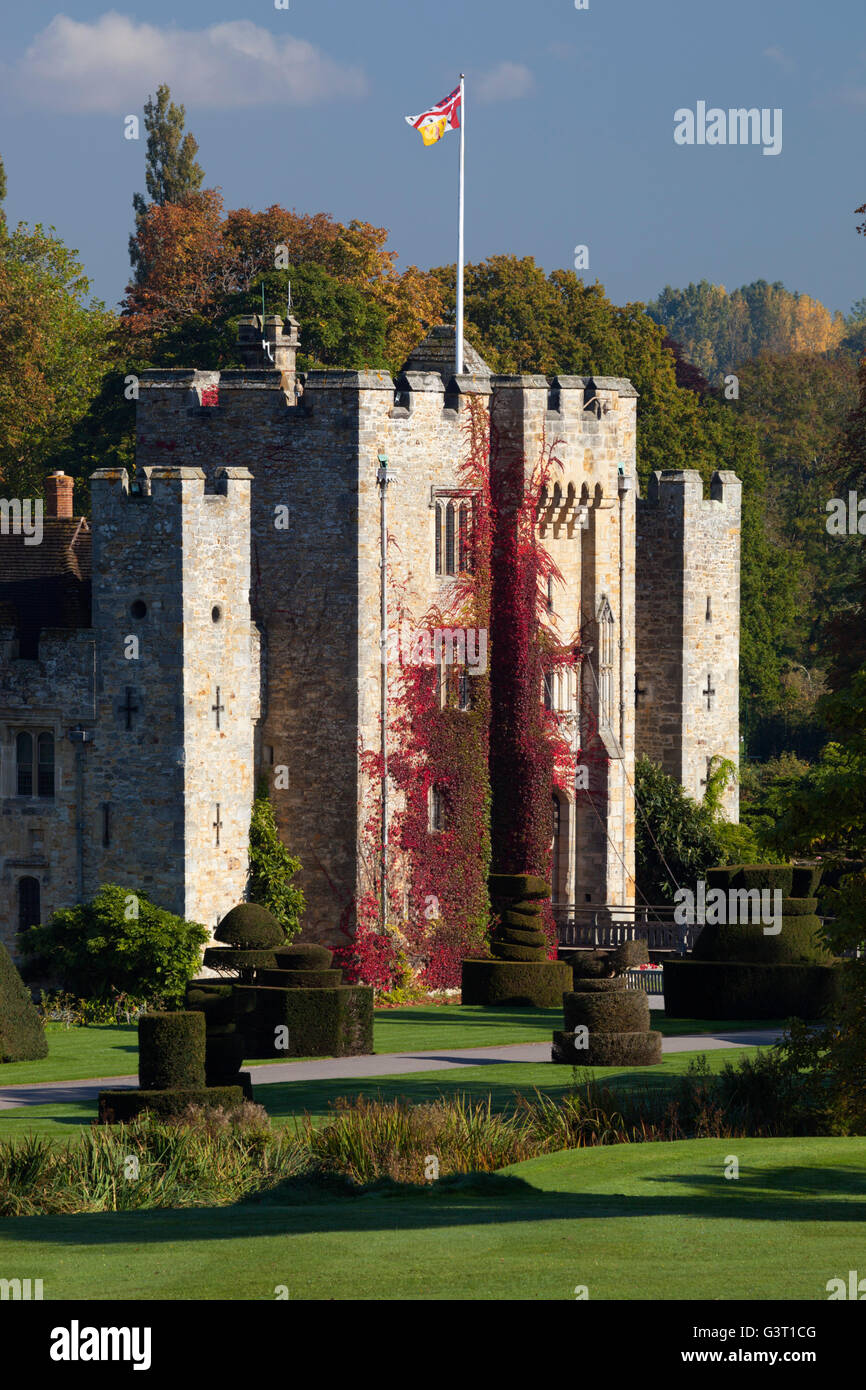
[138,1012,205,1090]
[500,908,543,930]
[488,874,549,901]
[97,1084,247,1124]
[461,959,572,1007]
[203,1032,245,1086]
[778,897,819,916]
[692,916,831,965]
[255,968,343,990]
[202,947,278,974]
[567,975,626,993]
[663,959,842,1020]
[551,1029,662,1067]
[490,940,551,963]
[706,864,795,895]
[215,903,284,949]
[792,865,824,897]
[273,944,334,971]
[235,984,373,1058]
[185,984,237,1025]
[563,990,650,1034]
[0,945,47,1063]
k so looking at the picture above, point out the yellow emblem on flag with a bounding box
[420,116,448,146]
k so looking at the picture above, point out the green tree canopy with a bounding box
[130,83,205,279]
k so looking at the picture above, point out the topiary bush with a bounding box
[235,984,373,1058]
[461,959,572,1007]
[17,885,208,1006]
[138,1012,206,1091]
[273,944,334,971]
[663,959,842,1020]
[97,1085,245,1124]
[0,944,47,1063]
[215,903,284,949]
[553,938,661,1066]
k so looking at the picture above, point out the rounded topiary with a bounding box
[494,926,547,949]
[500,908,542,930]
[568,976,626,993]
[488,874,549,901]
[564,989,650,1034]
[692,917,831,965]
[706,864,795,896]
[552,1029,662,1067]
[138,1011,206,1090]
[274,944,334,971]
[0,944,48,1063]
[572,952,615,980]
[780,897,819,916]
[202,946,279,974]
[792,864,823,898]
[215,903,284,949]
[493,940,550,963]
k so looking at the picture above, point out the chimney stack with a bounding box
[45,472,74,519]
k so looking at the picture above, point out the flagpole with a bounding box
[456,73,465,378]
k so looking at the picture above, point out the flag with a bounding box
[405,85,462,146]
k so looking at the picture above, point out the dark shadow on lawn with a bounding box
[4,1160,866,1250]
[647,1164,866,1200]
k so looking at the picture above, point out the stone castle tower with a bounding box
[0,318,741,953]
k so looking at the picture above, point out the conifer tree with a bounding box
[129,85,205,279]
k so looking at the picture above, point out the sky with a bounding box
[0,0,864,318]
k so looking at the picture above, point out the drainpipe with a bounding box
[67,725,92,902]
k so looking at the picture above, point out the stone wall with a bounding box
[636,469,741,821]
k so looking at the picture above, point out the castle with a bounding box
[0,319,741,955]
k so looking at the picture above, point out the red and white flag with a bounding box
[405,85,462,146]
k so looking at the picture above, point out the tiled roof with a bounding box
[0,518,91,629]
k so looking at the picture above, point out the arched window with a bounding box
[458,502,471,573]
[18,877,40,933]
[445,502,456,575]
[37,733,55,798]
[435,502,443,575]
[16,732,33,796]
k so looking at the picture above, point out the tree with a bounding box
[19,885,208,1005]
[247,790,306,940]
[129,84,205,280]
[0,224,114,499]
[0,152,6,237]
[635,756,724,903]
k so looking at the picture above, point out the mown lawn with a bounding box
[0,1048,756,1141]
[0,1009,785,1086]
[2,1136,863,1300]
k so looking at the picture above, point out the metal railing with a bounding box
[552,903,695,954]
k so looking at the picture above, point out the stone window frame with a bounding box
[10,726,56,800]
[431,488,477,578]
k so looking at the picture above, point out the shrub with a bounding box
[663,959,841,1020]
[18,885,208,1006]
[247,791,306,939]
[461,959,572,1006]
[138,1012,206,1090]
[274,944,334,971]
[215,903,284,949]
[236,984,374,1058]
[488,874,549,901]
[563,990,649,1033]
[98,1085,245,1125]
[552,1030,662,1066]
[0,945,47,1062]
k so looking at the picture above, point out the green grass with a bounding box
[0,1009,784,1086]
[2,1136,863,1299]
[0,1047,755,1142]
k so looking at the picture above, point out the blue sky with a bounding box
[1,0,864,317]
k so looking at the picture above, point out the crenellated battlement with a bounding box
[640,468,742,513]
